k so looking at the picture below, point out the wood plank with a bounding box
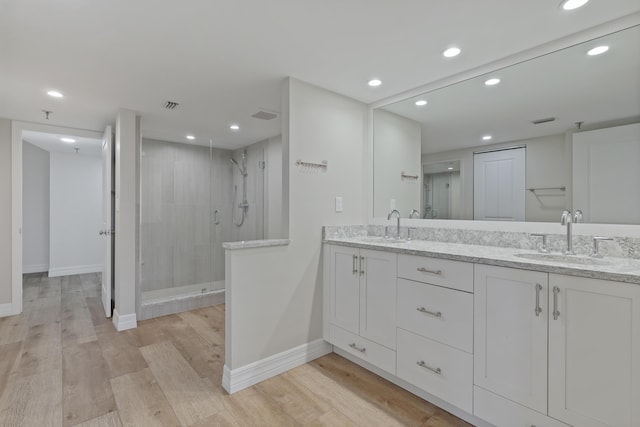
[189,410,241,427]
[254,374,331,424]
[62,341,117,426]
[154,315,224,384]
[16,322,62,378]
[86,296,111,327]
[139,341,223,426]
[303,408,358,426]
[309,353,440,425]
[0,369,63,427]
[123,319,170,348]
[61,303,97,346]
[0,342,22,401]
[287,363,406,427]
[222,387,297,427]
[110,368,181,427]
[95,323,148,379]
[73,411,123,427]
[177,306,224,346]
[421,409,473,427]
[26,295,62,326]
[0,313,30,346]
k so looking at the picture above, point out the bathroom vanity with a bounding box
[322,229,640,427]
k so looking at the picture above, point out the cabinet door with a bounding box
[549,274,640,427]
[329,245,360,334]
[359,249,397,349]
[474,265,548,414]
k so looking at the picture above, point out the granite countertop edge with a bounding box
[323,237,640,285]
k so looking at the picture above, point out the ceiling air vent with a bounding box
[163,101,180,110]
[252,110,278,120]
[532,117,555,125]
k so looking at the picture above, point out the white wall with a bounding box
[423,133,568,222]
[266,135,283,239]
[373,109,422,217]
[22,142,50,273]
[0,118,12,306]
[48,151,103,277]
[226,78,367,371]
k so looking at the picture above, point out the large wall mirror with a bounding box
[373,25,640,224]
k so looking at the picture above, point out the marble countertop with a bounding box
[324,237,640,285]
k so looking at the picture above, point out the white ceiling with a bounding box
[23,130,103,157]
[1,1,639,149]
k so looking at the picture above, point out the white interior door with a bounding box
[474,147,525,221]
[101,125,114,318]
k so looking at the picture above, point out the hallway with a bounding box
[0,274,469,426]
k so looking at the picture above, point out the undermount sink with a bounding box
[360,236,407,244]
[514,252,611,266]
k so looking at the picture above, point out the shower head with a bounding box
[229,157,247,176]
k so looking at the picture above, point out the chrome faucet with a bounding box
[409,209,420,219]
[387,209,401,239]
[560,210,575,255]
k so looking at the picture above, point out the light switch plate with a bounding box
[335,196,343,212]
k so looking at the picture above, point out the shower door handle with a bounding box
[213,210,220,225]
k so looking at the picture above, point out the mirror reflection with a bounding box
[373,25,640,224]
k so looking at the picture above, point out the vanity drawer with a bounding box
[397,278,473,353]
[330,324,396,375]
[474,386,570,427]
[397,254,473,292]
[397,328,473,413]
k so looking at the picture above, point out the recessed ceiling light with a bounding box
[482,135,492,141]
[368,79,382,87]
[447,167,454,170]
[60,137,76,143]
[560,0,589,10]
[443,47,461,58]
[186,135,195,140]
[587,45,609,56]
[229,124,240,131]
[484,78,501,86]
[415,100,428,107]
[47,90,64,98]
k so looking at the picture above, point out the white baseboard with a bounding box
[0,303,16,318]
[113,309,137,331]
[222,338,332,394]
[23,264,49,274]
[48,264,102,278]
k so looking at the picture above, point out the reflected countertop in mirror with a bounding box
[373,25,640,224]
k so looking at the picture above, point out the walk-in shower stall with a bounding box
[139,136,278,319]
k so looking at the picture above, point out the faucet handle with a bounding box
[530,233,549,253]
[409,209,420,219]
[574,210,583,223]
[560,210,571,225]
[591,236,614,258]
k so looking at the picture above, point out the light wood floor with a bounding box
[0,273,472,427]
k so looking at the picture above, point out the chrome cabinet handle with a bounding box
[359,256,365,276]
[349,343,366,353]
[535,283,542,317]
[553,286,560,320]
[352,255,358,275]
[416,360,441,375]
[213,209,220,225]
[99,230,104,236]
[416,307,442,318]
[417,267,442,275]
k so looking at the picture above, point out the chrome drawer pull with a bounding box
[416,307,442,318]
[349,343,366,353]
[352,254,358,275]
[535,283,542,317]
[553,286,560,320]
[416,360,441,375]
[417,267,442,275]
[359,256,365,276]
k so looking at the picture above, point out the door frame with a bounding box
[10,121,103,315]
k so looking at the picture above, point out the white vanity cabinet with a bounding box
[474,264,549,414]
[396,254,475,413]
[324,244,397,373]
[475,265,640,427]
[548,274,640,427]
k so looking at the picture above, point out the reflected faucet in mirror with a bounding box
[387,209,401,240]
